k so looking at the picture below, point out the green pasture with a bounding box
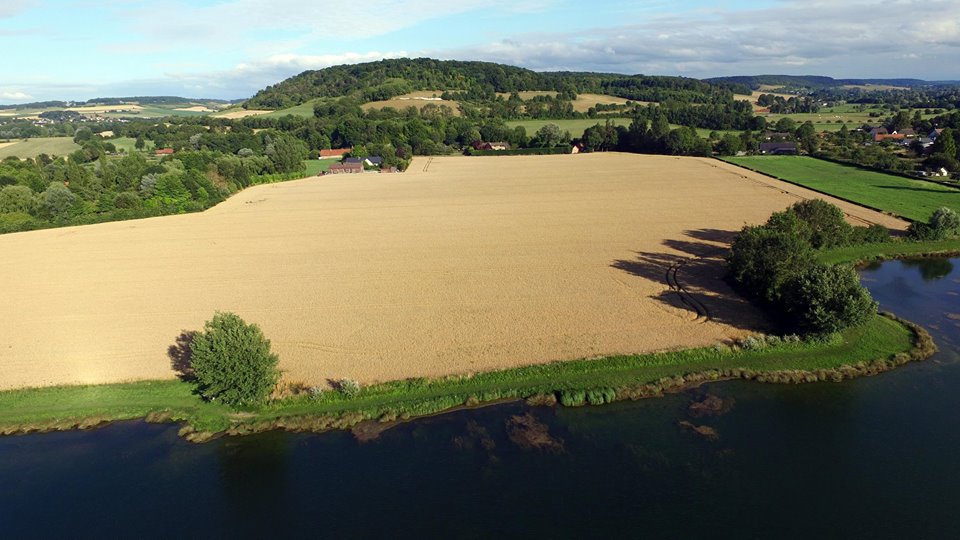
[0,137,80,159]
[723,155,960,222]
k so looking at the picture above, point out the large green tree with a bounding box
[189,312,280,407]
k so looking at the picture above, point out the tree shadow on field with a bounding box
[611,229,773,333]
[169,331,197,382]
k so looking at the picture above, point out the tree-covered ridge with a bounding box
[706,75,960,91]
[244,58,750,110]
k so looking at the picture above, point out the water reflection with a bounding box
[900,257,955,282]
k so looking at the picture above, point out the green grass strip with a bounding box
[0,314,916,435]
[818,239,960,265]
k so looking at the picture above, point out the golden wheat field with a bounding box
[361,91,462,116]
[0,154,905,390]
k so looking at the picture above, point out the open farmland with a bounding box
[723,155,960,222]
[361,91,461,116]
[0,153,904,391]
[0,137,80,159]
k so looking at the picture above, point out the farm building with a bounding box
[758,142,798,155]
[328,162,363,174]
[319,148,352,159]
[155,148,174,156]
[475,141,511,151]
[344,157,364,165]
[365,156,383,167]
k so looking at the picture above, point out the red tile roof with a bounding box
[319,148,352,157]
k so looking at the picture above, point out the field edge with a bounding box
[0,312,932,442]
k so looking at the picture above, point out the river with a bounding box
[2,257,959,538]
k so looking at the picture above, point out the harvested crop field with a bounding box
[214,109,272,119]
[361,91,461,115]
[0,154,905,390]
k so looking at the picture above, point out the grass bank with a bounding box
[0,313,928,441]
[818,238,960,265]
[722,155,960,222]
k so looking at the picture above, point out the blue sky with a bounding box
[1,0,958,103]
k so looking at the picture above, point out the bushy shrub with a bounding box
[189,312,280,407]
[909,207,960,241]
[780,264,877,335]
[849,224,890,245]
[585,388,616,405]
[558,389,586,407]
[336,378,360,397]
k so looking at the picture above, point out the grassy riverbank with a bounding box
[819,238,960,265]
[0,313,923,439]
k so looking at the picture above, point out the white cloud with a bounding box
[432,0,960,78]
[0,90,32,101]
[0,0,33,18]
[112,0,540,53]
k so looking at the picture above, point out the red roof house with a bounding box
[319,148,352,159]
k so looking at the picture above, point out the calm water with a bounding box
[3,258,960,539]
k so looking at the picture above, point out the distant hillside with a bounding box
[244,57,750,110]
[705,75,960,91]
[0,96,238,110]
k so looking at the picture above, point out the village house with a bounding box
[474,141,510,151]
[327,162,363,174]
[155,148,174,156]
[759,142,798,155]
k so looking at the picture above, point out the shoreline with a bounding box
[0,311,934,442]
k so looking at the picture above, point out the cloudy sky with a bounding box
[1,0,958,103]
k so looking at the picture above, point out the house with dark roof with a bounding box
[364,156,383,167]
[474,141,510,151]
[344,157,364,165]
[759,142,798,155]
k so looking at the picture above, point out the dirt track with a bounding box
[0,153,906,390]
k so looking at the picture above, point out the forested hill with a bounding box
[243,58,751,109]
[705,75,960,90]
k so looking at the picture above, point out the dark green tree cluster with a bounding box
[728,200,881,335]
[0,125,307,234]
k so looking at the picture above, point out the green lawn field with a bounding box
[108,136,154,153]
[303,159,332,176]
[723,155,960,221]
[0,137,80,159]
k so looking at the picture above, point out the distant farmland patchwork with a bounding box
[723,156,960,222]
[0,153,904,391]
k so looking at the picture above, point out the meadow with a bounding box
[722,155,960,222]
[0,137,80,159]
